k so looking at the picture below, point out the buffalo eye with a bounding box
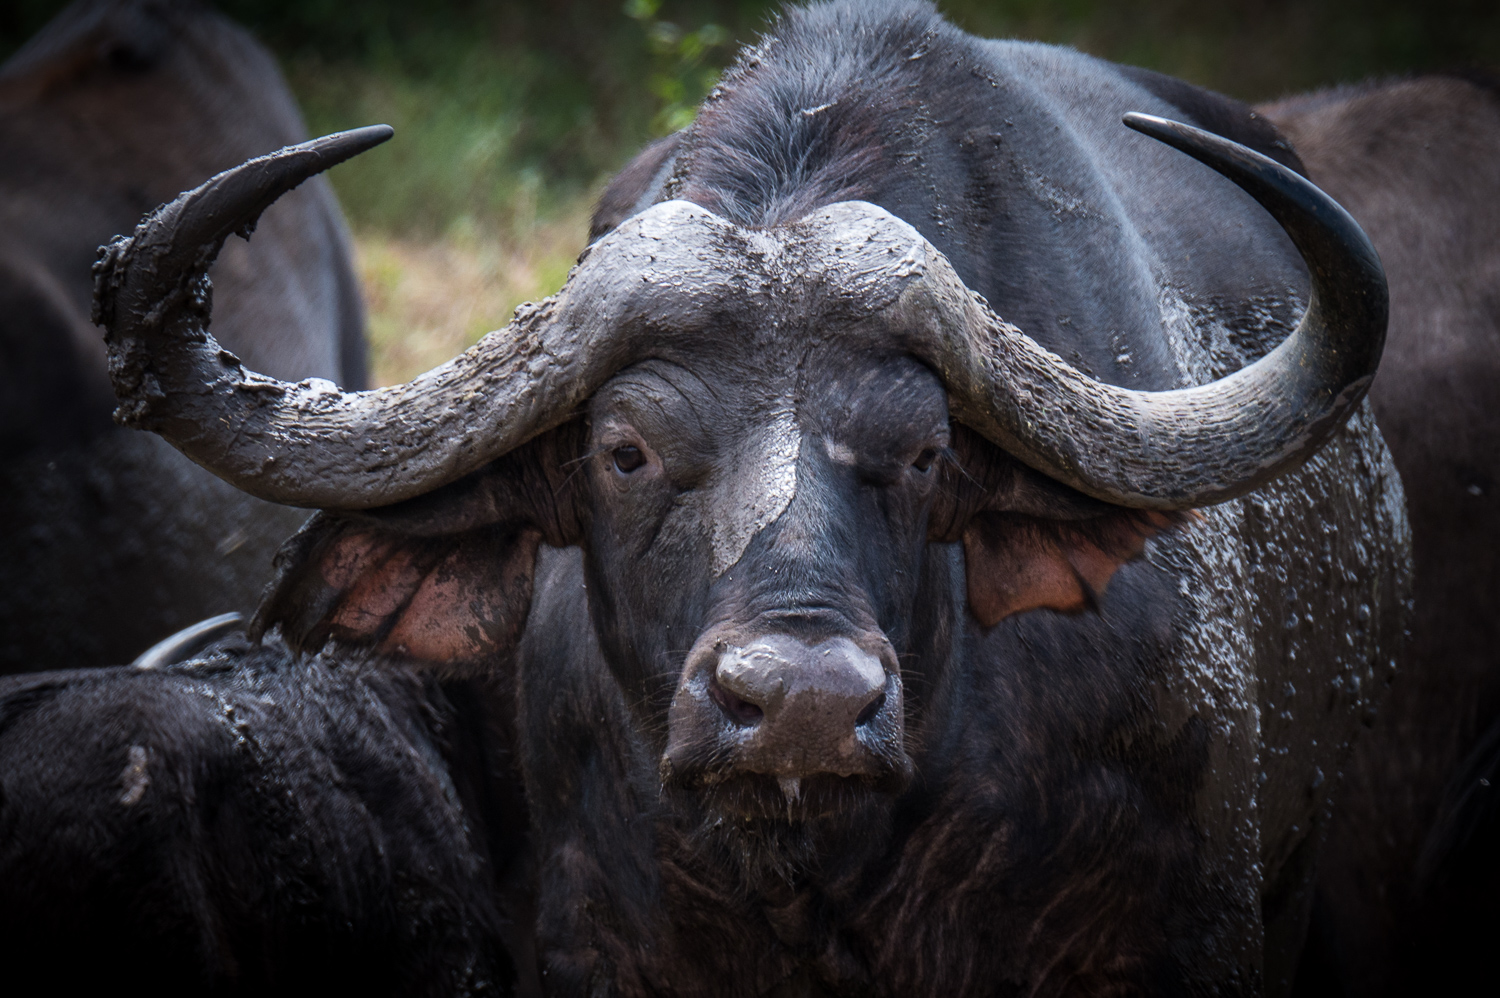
[613,445,647,474]
[912,448,939,473]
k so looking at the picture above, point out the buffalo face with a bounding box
[583,350,951,820]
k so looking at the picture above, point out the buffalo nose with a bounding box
[712,635,887,775]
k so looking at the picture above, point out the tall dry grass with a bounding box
[354,209,590,386]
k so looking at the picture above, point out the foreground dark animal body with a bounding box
[1259,75,1500,997]
[1,2,1411,994]
[0,642,515,993]
[0,0,366,672]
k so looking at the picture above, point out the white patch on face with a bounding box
[822,437,857,465]
[709,403,801,577]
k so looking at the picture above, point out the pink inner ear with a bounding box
[379,540,514,661]
[302,525,544,668]
[330,546,427,639]
[963,510,1191,627]
[380,548,491,661]
[962,522,1081,626]
[320,531,395,591]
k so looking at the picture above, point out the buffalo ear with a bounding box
[249,424,585,671]
[251,515,542,671]
[961,510,1190,627]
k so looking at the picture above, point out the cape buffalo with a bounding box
[0,0,366,673]
[0,2,1415,994]
[1259,74,1500,996]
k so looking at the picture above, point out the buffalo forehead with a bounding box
[598,198,935,347]
[595,350,946,577]
[587,198,960,576]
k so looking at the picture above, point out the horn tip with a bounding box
[310,124,395,168]
[340,123,395,149]
[1121,111,1184,142]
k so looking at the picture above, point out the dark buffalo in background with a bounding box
[1259,74,1500,996]
[0,1,1495,996]
[0,0,366,673]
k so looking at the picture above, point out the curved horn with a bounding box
[99,116,1384,514]
[881,112,1387,510]
[94,129,745,509]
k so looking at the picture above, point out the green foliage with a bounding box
[2,0,1494,381]
[625,0,733,134]
[3,0,1497,240]
[937,0,1500,103]
[225,0,746,238]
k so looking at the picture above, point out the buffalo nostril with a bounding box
[709,679,765,726]
[855,691,886,727]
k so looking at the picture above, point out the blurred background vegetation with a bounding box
[4,0,1498,382]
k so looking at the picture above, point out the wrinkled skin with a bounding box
[0,0,366,672]
[0,2,1415,995]
[1262,75,1500,997]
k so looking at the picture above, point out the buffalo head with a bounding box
[92,116,1386,840]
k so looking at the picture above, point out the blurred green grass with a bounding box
[4,1,1497,382]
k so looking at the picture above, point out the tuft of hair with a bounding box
[667,0,951,227]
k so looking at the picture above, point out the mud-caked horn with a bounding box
[97,115,1385,516]
[92,128,753,510]
[838,112,1387,510]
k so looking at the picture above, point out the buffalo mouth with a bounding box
[663,629,915,812]
[662,772,902,891]
[667,769,905,824]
